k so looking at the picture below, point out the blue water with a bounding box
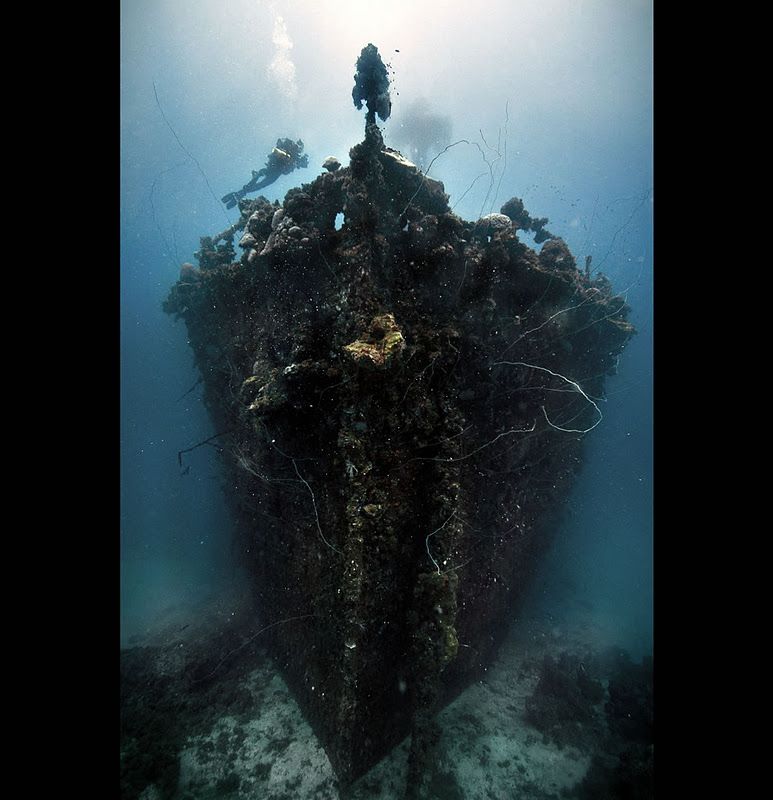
[121,0,652,657]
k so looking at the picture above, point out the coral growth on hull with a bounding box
[163,52,633,796]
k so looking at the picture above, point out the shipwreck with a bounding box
[162,43,634,797]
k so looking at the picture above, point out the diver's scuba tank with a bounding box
[221,190,243,210]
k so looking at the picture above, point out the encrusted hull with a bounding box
[164,124,633,788]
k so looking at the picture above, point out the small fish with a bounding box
[395,49,400,52]
[181,465,190,476]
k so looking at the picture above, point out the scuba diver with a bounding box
[221,138,309,209]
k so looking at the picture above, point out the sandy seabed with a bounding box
[123,590,652,800]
